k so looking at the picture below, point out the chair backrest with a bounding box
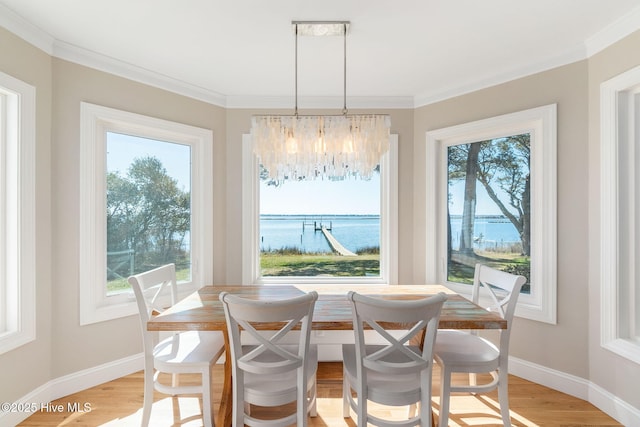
[471,263,527,321]
[471,263,527,350]
[219,291,318,376]
[128,264,178,351]
[348,291,447,376]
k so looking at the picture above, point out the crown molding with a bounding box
[0,3,54,54]
[416,5,640,108]
[52,40,227,107]
[3,2,640,109]
[414,45,587,108]
[585,5,640,57]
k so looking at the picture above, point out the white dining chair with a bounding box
[433,263,526,427]
[219,290,319,427]
[342,291,447,427]
[129,263,225,427]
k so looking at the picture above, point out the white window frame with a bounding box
[425,104,557,324]
[242,134,398,286]
[79,102,213,325]
[0,71,36,354]
[601,65,640,364]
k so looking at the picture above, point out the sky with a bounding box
[448,181,506,216]
[107,132,380,215]
[106,132,191,191]
[260,174,380,215]
[106,132,511,217]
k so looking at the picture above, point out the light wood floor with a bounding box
[19,362,622,427]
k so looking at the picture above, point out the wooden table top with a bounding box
[147,284,507,331]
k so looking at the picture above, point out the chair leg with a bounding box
[233,373,244,427]
[297,370,308,427]
[202,368,214,427]
[419,398,431,427]
[141,360,154,427]
[355,386,367,427]
[310,374,317,417]
[420,370,432,427]
[497,370,512,427]
[342,369,350,418]
[438,366,452,427]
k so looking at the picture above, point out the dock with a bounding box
[303,219,331,232]
[321,226,357,256]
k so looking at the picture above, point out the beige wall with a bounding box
[0,28,53,402]
[413,61,591,377]
[49,58,227,377]
[587,30,640,409]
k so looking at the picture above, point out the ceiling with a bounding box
[2,0,640,108]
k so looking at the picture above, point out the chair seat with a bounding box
[343,344,424,406]
[434,330,500,372]
[243,344,318,406]
[154,330,224,369]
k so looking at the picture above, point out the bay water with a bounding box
[260,215,380,254]
[260,214,521,254]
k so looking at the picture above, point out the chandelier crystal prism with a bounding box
[251,21,391,181]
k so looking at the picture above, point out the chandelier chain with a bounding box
[343,22,347,115]
[295,23,298,116]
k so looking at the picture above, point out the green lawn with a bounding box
[448,251,531,292]
[106,266,191,294]
[260,253,380,277]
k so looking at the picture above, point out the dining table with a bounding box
[147,284,507,427]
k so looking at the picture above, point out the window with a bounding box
[426,105,557,323]
[105,132,192,295]
[446,134,531,292]
[80,103,213,325]
[0,71,36,354]
[601,66,640,363]
[242,134,398,285]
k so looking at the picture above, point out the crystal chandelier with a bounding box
[251,21,391,181]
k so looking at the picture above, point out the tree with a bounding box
[459,142,481,254]
[106,156,191,276]
[475,134,530,255]
[448,134,531,256]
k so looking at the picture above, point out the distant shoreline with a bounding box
[261,214,510,220]
[261,214,380,220]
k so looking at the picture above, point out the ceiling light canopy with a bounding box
[251,21,391,181]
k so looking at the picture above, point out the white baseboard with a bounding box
[2,350,638,427]
[0,353,143,426]
[509,355,591,400]
[50,353,143,399]
[509,355,640,426]
[589,382,640,427]
[0,381,54,427]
